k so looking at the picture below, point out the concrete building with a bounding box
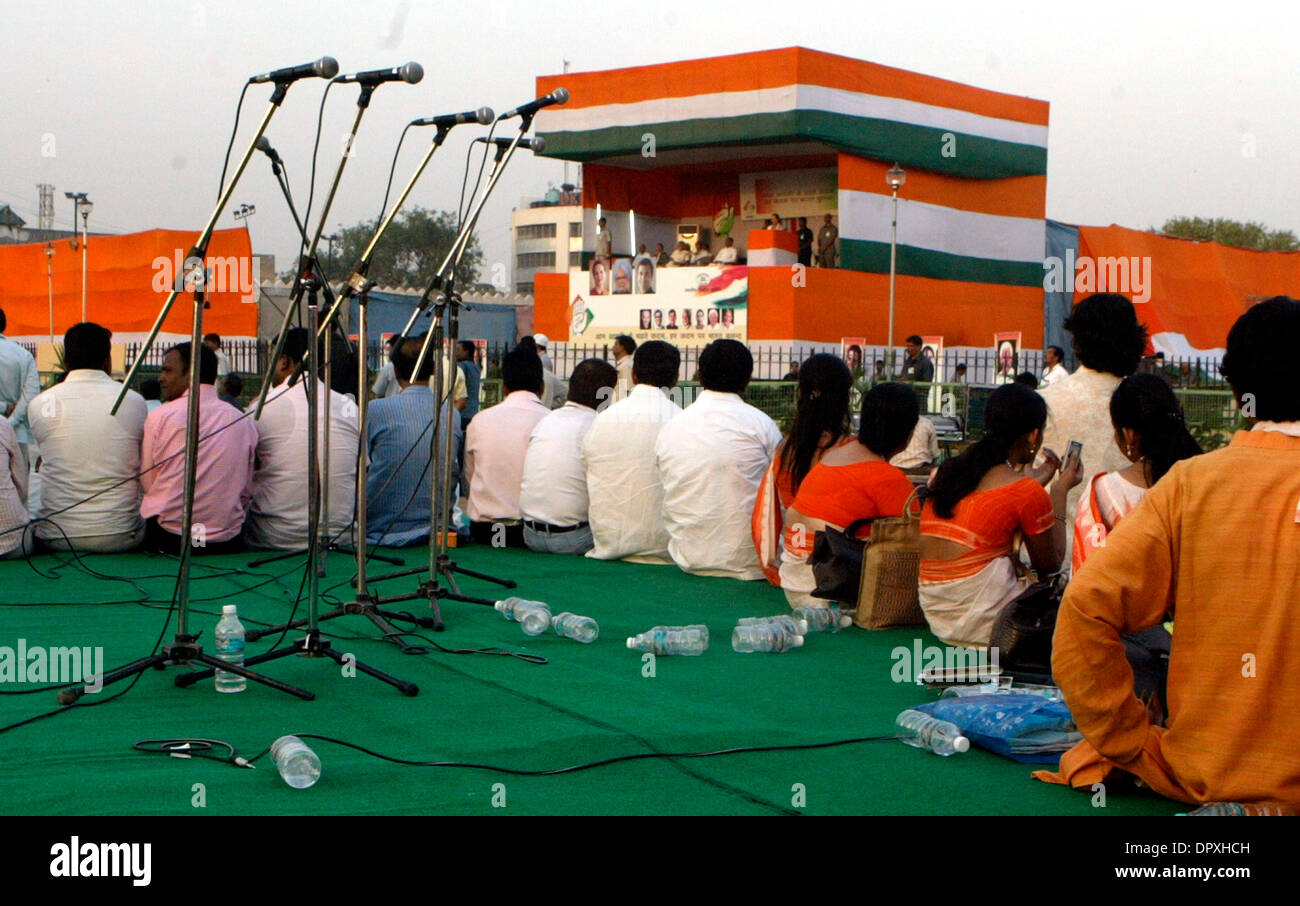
[510,185,582,295]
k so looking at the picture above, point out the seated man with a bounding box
[583,341,682,563]
[366,335,461,547]
[140,342,257,556]
[464,343,550,547]
[1041,297,1300,810]
[244,328,360,550]
[0,416,28,559]
[691,242,712,265]
[713,236,739,264]
[28,322,148,552]
[668,242,692,266]
[890,413,940,471]
[519,359,618,554]
[655,339,782,579]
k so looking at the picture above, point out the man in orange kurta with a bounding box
[1038,297,1300,808]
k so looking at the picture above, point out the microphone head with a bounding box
[255,136,273,152]
[528,136,546,154]
[400,62,424,84]
[551,87,570,105]
[314,56,340,79]
[476,106,494,125]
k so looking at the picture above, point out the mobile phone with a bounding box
[1065,439,1083,466]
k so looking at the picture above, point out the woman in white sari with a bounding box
[1073,374,1202,571]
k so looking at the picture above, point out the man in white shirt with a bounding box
[594,217,612,262]
[520,359,618,554]
[655,339,782,579]
[691,242,712,265]
[1040,345,1069,389]
[0,307,40,468]
[583,340,682,563]
[204,333,232,380]
[464,343,550,547]
[28,322,148,552]
[891,415,940,471]
[533,333,555,373]
[371,336,401,398]
[713,237,739,264]
[1040,294,1148,554]
[244,328,360,550]
[611,334,636,401]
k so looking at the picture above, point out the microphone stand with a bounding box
[73,80,317,705]
[247,120,461,647]
[367,129,536,624]
[177,299,416,695]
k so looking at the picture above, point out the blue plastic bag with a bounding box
[916,694,1081,764]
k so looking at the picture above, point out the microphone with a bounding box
[475,136,546,153]
[249,56,339,84]
[255,136,283,165]
[497,87,569,120]
[334,62,424,85]
[410,107,495,128]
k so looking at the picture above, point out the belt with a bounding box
[524,519,589,535]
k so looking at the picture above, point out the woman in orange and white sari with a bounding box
[919,384,1082,647]
[1073,374,1202,571]
[780,383,919,609]
[752,355,854,586]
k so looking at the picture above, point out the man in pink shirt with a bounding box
[464,342,550,547]
[140,342,257,555]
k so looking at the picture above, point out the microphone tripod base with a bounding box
[369,554,518,629]
[247,544,404,570]
[56,634,315,706]
[245,592,435,646]
[174,629,418,697]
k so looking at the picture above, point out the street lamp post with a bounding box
[885,163,906,379]
[80,200,93,322]
[45,243,55,344]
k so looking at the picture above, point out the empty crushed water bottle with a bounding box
[732,622,804,653]
[495,597,552,636]
[552,612,599,643]
[793,605,853,632]
[1182,802,1296,816]
[270,735,322,789]
[738,615,809,636]
[896,709,970,756]
[626,625,709,656]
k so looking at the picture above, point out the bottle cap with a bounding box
[953,736,970,753]
[837,615,852,628]
[494,601,506,613]
[222,604,237,615]
[789,635,804,648]
[795,619,809,634]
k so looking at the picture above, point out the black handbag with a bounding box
[808,517,873,606]
[987,578,1062,684]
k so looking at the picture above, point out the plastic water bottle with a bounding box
[732,623,804,653]
[626,625,709,656]
[738,615,809,636]
[895,709,970,756]
[501,600,551,636]
[214,604,246,693]
[793,605,853,632]
[270,735,321,789]
[552,612,599,643]
[1182,802,1296,816]
[495,597,552,636]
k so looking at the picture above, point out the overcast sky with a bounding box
[4,0,1297,286]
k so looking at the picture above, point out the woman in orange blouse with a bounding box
[752,355,854,585]
[920,383,1081,646]
[780,383,919,609]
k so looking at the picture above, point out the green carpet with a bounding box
[0,545,1178,816]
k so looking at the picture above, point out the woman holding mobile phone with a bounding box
[1073,374,1201,571]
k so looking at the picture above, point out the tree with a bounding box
[283,206,484,289]
[1155,216,1299,252]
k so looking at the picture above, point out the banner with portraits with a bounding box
[568,261,748,344]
